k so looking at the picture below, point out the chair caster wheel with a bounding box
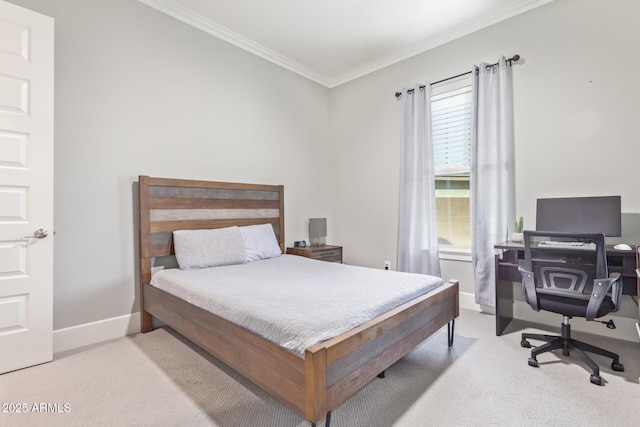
[590,375,602,386]
[528,358,539,368]
[611,362,624,372]
[521,339,531,348]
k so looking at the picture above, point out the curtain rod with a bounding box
[394,54,520,98]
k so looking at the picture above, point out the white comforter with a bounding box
[150,255,444,355]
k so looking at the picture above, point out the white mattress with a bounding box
[150,255,445,355]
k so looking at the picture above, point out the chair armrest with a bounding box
[585,272,622,321]
[610,272,623,312]
[519,266,539,311]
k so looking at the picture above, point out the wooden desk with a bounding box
[637,247,640,337]
[494,241,638,336]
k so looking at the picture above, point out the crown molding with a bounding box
[327,0,555,87]
[138,0,554,89]
[137,0,333,86]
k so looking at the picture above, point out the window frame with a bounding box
[431,76,473,260]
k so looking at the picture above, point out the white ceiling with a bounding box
[139,0,554,87]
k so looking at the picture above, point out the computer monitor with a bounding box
[535,195,622,237]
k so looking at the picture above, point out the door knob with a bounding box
[24,228,48,239]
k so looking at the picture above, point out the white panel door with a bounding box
[0,0,54,374]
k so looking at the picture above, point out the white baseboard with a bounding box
[459,291,484,313]
[53,295,482,355]
[53,312,141,354]
[459,291,639,342]
[512,302,639,342]
[52,292,640,354]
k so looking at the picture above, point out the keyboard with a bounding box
[538,240,596,249]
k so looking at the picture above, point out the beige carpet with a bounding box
[1,309,639,427]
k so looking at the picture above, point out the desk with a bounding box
[637,247,640,338]
[494,241,638,336]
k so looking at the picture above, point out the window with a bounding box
[432,84,472,249]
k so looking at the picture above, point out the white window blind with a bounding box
[432,86,472,176]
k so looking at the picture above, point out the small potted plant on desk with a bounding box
[512,216,524,242]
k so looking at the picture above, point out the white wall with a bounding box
[329,0,640,329]
[7,0,332,331]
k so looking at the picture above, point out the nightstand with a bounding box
[286,245,343,263]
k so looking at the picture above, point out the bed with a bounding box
[138,175,459,426]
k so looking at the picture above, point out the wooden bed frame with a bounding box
[138,175,459,426]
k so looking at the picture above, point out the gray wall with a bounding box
[7,0,332,330]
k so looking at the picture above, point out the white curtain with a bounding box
[471,57,515,306]
[397,84,441,277]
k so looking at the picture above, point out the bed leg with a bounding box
[447,319,455,347]
[141,310,153,333]
[377,371,385,378]
[310,411,331,427]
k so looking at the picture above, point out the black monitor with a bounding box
[535,196,622,237]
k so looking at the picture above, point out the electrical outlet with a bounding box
[384,261,390,270]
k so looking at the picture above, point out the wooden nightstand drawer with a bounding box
[312,248,342,262]
[286,245,342,263]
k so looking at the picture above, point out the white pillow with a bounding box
[173,226,247,270]
[239,224,282,262]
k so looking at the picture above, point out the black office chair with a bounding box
[518,230,624,385]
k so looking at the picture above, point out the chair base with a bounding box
[521,318,624,386]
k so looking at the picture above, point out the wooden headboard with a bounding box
[138,175,285,289]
